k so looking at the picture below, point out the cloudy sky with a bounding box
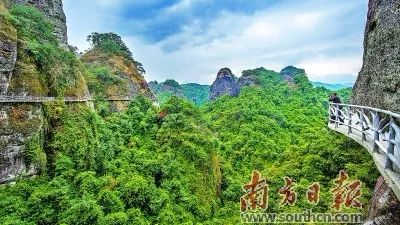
[63,0,368,85]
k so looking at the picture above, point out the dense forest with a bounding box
[0,3,379,225]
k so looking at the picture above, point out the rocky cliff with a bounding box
[0,4,17,96]
[350,0,400,224]
[82,48,155,111]
[0,1,84,183]
[12,0,68,47]
[352,0,400,113]
[210,66,309,100]
[209,68,240,100]
[364,176,400,225]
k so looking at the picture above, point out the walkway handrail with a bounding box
[0,96,133,103]
[328,102,400,200]
[330,103,400,119]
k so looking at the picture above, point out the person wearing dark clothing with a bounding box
[329,94,341,104]
[329,93,344,123]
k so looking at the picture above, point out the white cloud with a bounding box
[165,0,209,14]
[92,0,155,8]
[293,12,324,30]
[297,56,362,83]
[64,0,367,84]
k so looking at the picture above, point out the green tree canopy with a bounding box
[87,32,145,74]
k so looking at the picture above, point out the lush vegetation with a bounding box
[87,32,145,74]
[3,4,87,97]
[182,83,210,106]
[82,32,154,105]
[0,67,378,224]
[0,3,378,225]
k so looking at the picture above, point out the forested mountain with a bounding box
[0,66,378,224]
[149,80,210,105]
[150,68,353,105]
[312,82,354,90]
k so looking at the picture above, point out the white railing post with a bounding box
[335,105,339,128]
[328,102,335,124]
[385,117,395,169]
[360,108,366,141]
[347,106,352,134]
[372,111,380,153]
[328,103,333,124]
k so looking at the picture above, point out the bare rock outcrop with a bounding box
[209,68,240,100]
[363,176,400,225]
[237,70,259,88]
[350,0,400,223]
[0,0,76,183]
[0,104,44,183]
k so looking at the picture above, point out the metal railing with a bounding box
[328,102,400,199]
[0,96,132,103]
[329,103,400,170]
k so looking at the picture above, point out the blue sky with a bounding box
[64,0,368,84]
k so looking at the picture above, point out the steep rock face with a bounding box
[209,68,239,100]
[0,1,84,183]
[280,66,305,83]
[352,0,400,112]
[210,66,309,100]
[351,0,400,223]
[363,176,400,225]
[0,4,42,183]
[0,104,44,183]
[12,0,68,47]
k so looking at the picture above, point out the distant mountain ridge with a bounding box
[150,66,354,104]
[149,80,210,105]
[312,82,353,90]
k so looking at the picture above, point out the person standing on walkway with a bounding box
[329,92,344,123]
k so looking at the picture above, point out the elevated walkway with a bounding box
[0,96,132,103]
[328,103,400,200]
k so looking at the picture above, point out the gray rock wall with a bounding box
[0,33,17,95]
[0,0,68,183]
[351,0,400,223]
[0,104,44,183]
[352,0,400,112]
[363,176,400,225]
[209,68,240,100]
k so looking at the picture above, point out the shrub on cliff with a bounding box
[6,5,87,96]
[87,32,145,74]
